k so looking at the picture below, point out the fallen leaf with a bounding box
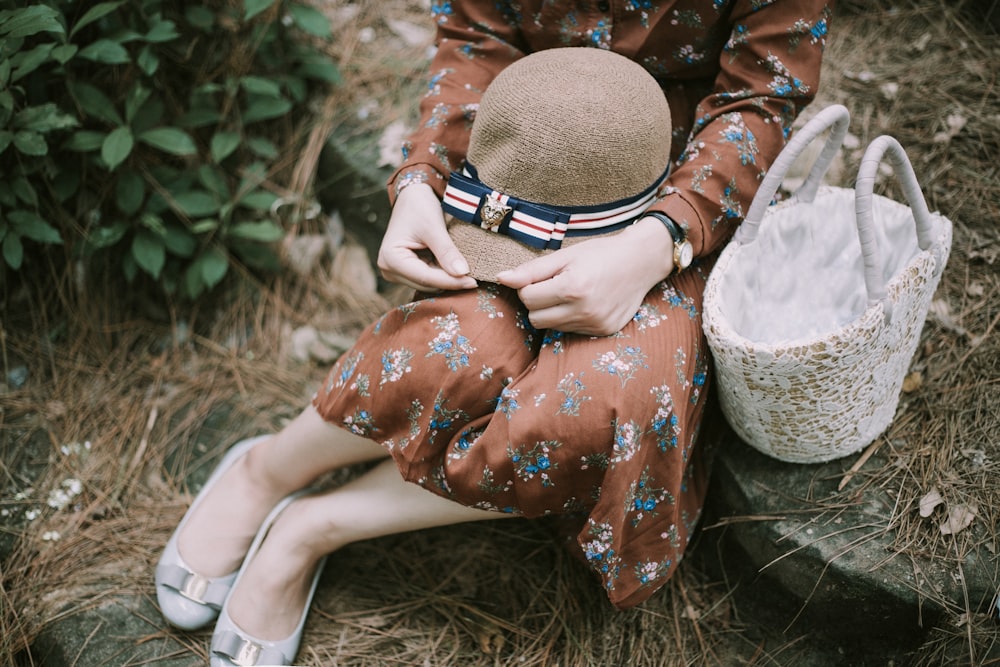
[332,242,378,297]
[919,487,943,518]
[927,298,967,336]
[386,18,433,47]
[939,503,978,535]
[377,120,412,168]
[902,371,922,393]
[966,282,985,297]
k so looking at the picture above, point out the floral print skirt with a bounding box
[313,263,717,609]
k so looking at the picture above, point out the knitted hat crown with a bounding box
[446,47,672,281]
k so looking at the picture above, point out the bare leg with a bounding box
[225,458,513,640]
[178,406,388,576]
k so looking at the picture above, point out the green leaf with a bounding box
[101,126,133,169]
[131,228,165,278]
[210,131,241,163]
[68,81,123,125]
[78,39,131,64]
[0,131,13,155]
[244,0,277,21]
[8,210,62,244]
[183,262,206,298]
[0,6,65,39]
[228,220,283,242]
[70,2,124,38]
[138,127,197,155]
[199,246,229,288]
[185,6,215,31]
[172,190,219,217]
[137,44,158,75]
[191,219,219,234]
[11,42,55,82]
[12,177,38,207]
[237,190,278,212]
[3,234,24,269]
[130,94,164,133]
[125,85,151,124]
[50,43,78,64]
[177,107,222,128]
[13,103,79,133]
[64,130,106,152]
[145,19,179,43]
[246,136,277,159]
[13,130,47,156]
[139,212,166,236]
[115,169,144,215]
[197,165,229,199]
[239,75,281,97]
[242,95,292,124]
[88,221,127,249]
[52,169,80,202]
[289,3,331,38]
[0,62,10,89]
[163,225,196,257]
[297,55,341,84]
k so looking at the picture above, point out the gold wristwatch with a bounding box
[644,211,693,273]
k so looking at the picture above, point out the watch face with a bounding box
[677,241,694,269]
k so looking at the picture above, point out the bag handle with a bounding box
[855,135,939,324]
[735,104,851,245]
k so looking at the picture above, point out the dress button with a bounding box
[597,0,610,11]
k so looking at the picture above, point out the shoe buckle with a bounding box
[179,571,209,603]
[232,638,262,666]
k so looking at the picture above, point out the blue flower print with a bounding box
[582,520,622,588]
[379,348,414,387]
[556,372,591,416]
[718,112,758,166]
[649,384,681,452]
[593,345,649,388]
[624,468,675,527]
[495,385,521,420]
[588,19,611,48]
[634,558,671,586]
[426,312,475,371]
[342,408,377,437]
[430,0,452,24]
[507,440,561,487]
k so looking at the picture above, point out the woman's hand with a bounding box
[376,183,478,292]
[495,217,677,336]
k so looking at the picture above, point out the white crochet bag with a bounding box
[702,105,953,463]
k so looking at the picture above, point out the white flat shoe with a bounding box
[210,493,327,666]
[155,435,271,630]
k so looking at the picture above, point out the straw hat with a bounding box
[443,47,672,282]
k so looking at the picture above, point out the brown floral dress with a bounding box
[313,0,833,609]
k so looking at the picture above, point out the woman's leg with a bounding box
[178,406,388,577]
[223,458,511,640]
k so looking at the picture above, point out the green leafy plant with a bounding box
[0,0,338,298]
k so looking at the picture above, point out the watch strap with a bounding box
[642,211,684,244]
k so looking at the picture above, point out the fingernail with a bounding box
[452,260,470,275]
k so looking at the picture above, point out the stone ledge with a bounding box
[703,435,996,650]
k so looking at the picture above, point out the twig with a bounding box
[838,437,885,491]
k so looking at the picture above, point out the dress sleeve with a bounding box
[647,2,833,259]
[386,2,528,204]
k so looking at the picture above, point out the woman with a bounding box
[156,2,833,665]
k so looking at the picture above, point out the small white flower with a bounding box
[42,531,61,542]
[25,509,40,521]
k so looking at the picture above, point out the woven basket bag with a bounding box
[702,105,953,463]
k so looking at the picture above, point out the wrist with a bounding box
[624,216,680,283]
[640,212,693,275]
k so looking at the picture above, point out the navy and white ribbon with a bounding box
[442,163,669,251]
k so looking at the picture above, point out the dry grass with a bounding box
[2,1,999,666]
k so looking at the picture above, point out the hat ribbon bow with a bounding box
[442,164,667,251]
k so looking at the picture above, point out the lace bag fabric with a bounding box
[702,105,953,463]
